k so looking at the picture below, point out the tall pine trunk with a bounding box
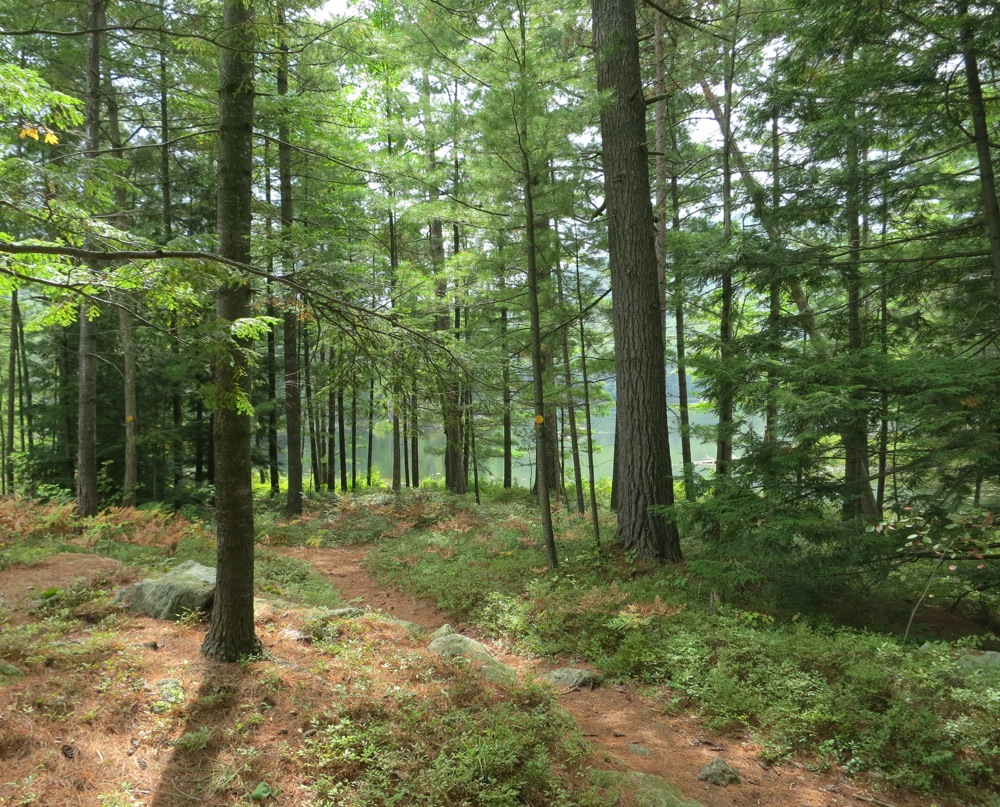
[76,0,104,517]
[593,0,680,561]
[284,310,302,515]
[201,0,262,662]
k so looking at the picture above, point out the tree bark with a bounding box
[76,0,104,518]
[6,291,18,494]
[266,299,280,496]
[841,88,878,521]
[351,385,357,490]
[593,0,681,562]
[338,387,348,491]
[119,307,138,506]
[575,252,601,543]
[410,391,419,488]
[285,309,302,514]
[105,69,138,508]
[366,378,375,486]
[959,0,1000,300]
[200,0,262,662]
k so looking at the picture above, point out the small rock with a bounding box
[430,624,456,641]
[697,757,740,787]
[543,667,601,689]
[427,633,517,686]
[281,628,312,643]
[629,743,653,757]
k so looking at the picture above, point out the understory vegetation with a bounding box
[2,487,1000,804]
[355,488,1000,797]
[0,495,613,807]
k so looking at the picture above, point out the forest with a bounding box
[2,0,1000,804]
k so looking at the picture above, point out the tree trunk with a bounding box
[284,310,302,515]
[6,291,18,493]
[656,11,695,501]
[77,0,104,518]
[327,369,337,492]
[715,11,738,484]
[410,391,419,488]
[278,8,300,511]
[171,316,183,497]
[338,387,348,491]
[266,301,280,496]
[842,91,878,521]
[500,287,513,489]
[200,0,262,662]
[304,328,321,488]
[558,261,585,514]
[575,252,601,543]
[392,408,402,493]
[15,304,32,461]
[351,385,357,490]
[158,0,172,242]
[119,307,138,506]
[105,72,138,508]
[523,171,558,567]
[959,0,1000,300]
[765,113,781,447]
[402,407,410,488]
[366,379,375,487]
[593,0,681,562]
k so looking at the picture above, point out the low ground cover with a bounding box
[0,496,617,807]
[3,489,1000,805]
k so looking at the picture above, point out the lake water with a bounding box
[323,408,720,489]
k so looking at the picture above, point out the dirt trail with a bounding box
[277,544,931,807]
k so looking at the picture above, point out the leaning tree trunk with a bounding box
[200,0,262,662]
[592,0,681,562]
[959,0,1000,300]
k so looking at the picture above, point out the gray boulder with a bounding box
[697,757,740,787]
[428,633,517,686]
[116,561,216,620]
[542,667,601,690]
[958,650,1000,669]
[430,624,456,641]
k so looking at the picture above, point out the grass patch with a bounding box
[364,490,1000,794]
[254,550,342,608]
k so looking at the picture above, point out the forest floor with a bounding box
[0,541,940,807]
[276,543,936,807]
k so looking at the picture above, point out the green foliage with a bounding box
[367,490,1000,792]
[254,550,342,608]
[298,679,603,806]
[172,727,215,752]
